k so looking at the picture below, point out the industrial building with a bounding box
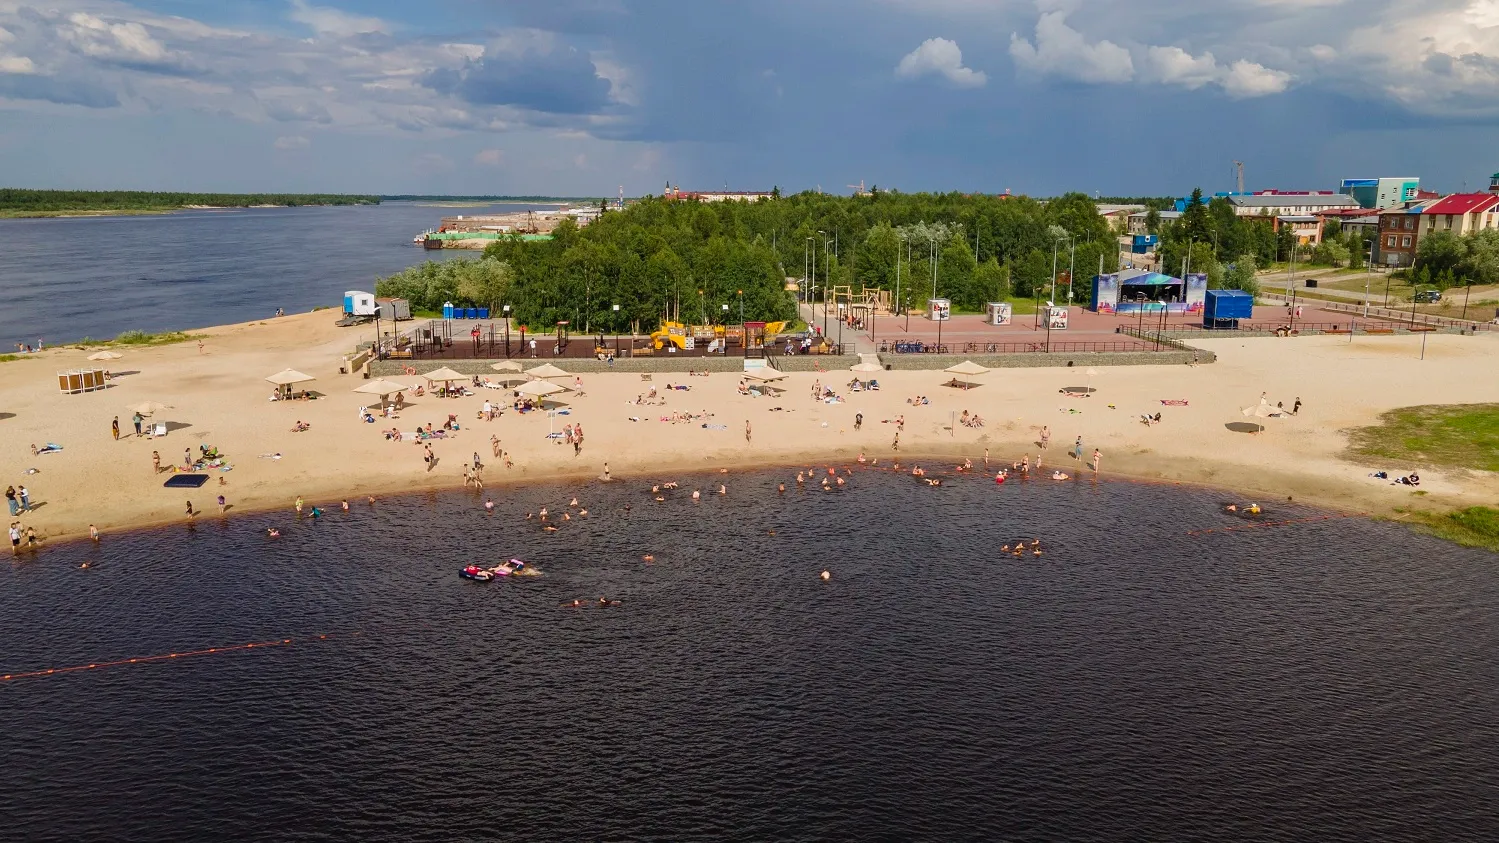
[1339,177,1421,210]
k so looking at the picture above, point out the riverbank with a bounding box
[3,309,1498,545]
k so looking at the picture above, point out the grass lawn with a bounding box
[1347,404,1499,473]
[1397,506,1499,553]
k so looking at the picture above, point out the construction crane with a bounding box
[847,180,868,196]
[1233,160,1245,195]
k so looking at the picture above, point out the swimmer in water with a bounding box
[80,562,91,569]
[1247,503,1261,515]
[692,489,701,501]
[484,498,495,513]
[1052,471,1069,481]
[654,495,666,502]
[718,485,726,495]
[367,496,376,506]
[651,485,661,494]
[341,500,349,512]
[525,512,534,519]
[778,483,786,494]
[562,512,571,521]
[1224,504,1238,512]
[820,570,831,581]
[309,507,322,518]
[857,452,866,464]
[578,508,588,517]
[563,599,583,608]
[543,525,559,532]
[267,528,280,537]
[1032,548,1043,556]
[569,497,579,507]
[796,472,804,484]
[643,554,655,562]
[539,507,548,521]
[835,476,845,486]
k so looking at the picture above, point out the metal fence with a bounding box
[882,340,1161,354]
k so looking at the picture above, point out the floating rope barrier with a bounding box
[1185,513,1362,537]
[1,631,357,683]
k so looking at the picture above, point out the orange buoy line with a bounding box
[1185,513,1361,537]
[1,631,356,682]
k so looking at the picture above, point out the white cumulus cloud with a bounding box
[287,0,386,37]
[1221,60,1293,97]
[1143,46,1221,89]
[1010,12,1133,83]
[895,37,987,88]
[474,148,504,166]
[0,55,36,74]
[273,135,309,150]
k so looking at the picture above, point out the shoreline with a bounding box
[4,310,1497,551]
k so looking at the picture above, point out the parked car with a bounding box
[1413,289,1442,303]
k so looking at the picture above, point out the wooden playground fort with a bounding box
[374,316,827,361]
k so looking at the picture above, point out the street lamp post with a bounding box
[612,303,620,357]
[824,238,832,338]
[1463,281,1472,322]
[837,303,844,353]
[503,304,512,357]
[721,303,730,353]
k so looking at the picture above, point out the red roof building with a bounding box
[1417,193,1499,237]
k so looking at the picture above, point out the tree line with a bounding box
[0,189,380,213]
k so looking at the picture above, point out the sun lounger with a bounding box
[151,423,167,437]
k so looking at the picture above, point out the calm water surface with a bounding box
[2,469,1496,841]
[1,202,551,346]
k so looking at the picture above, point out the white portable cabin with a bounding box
[343,290,376,317]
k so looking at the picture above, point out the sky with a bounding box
[2,0,1499,197]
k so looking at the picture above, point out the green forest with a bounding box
[374,188,1274,334]
[0,189,379,215]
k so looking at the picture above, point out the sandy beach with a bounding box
[3,310,1498,543]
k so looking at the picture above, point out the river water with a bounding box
[2,469,1496,841]
[1,202,552,347]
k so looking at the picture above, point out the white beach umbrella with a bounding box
[490,360,524,372]
[742,369,788,382]
[265,369,316,386]
[88,350,124,361]
[422,366,467,383]
[127,401,169,416]
[352,379,410,397]
[525,362,572,379]
[850,362,884,373]
[944,360,989,376]
[516,380,567,397]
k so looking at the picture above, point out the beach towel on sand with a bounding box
[702,423,728,430]
[1160,399,1189,406]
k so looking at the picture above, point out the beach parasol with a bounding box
[490,361,524,372]
[265,369,316,386]
[422,366,467,383]
[1237,401,1277,432]
[851,362,884,373]
[516,380,567,397]
[127,401,169,416]
[88,350,123,361]
[944,360,989,376]
[525,362,571,379]
[352,379,410,397]
[742,369,788,382]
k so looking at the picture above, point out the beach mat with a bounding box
[163,474,209,488]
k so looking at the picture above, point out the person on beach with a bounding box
[745,420,752,444]
[340,500,349,512]
[4,486,16,517]
[1092,449,1101,474]
[491,435,501,458]
[484,498,495,513]
[152,451,161,475]
[133,412,144,436]
[9,523,20,555]
[892,431,900,452]
[1072,436,1083,460]
[1293,397,1302,415]
[1040,426,1050,449]
[17,486,30,512]
[89,524,99,542]
[295,496,304,515]
[855,412,863,431]
[185,501,195,520]
[112,416,120,441]
[217,494,227,514]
